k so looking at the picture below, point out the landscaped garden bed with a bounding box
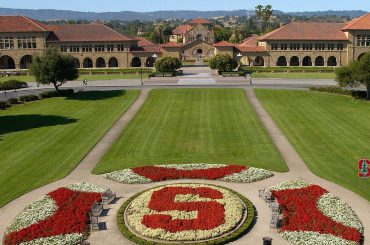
[103,164,273,183]
[3,182,107,245]
[268,180,364,245]
[118,183,254,244]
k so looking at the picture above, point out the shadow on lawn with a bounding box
[66,90,126,101]
[0,114,78,137]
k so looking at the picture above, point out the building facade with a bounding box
[1,14,370,70]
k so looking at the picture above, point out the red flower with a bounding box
[132,165,247,181]
[4,188,101,245]
[272,185,362,243]
[142,187,225,232]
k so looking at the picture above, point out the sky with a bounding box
[0,0,369,12]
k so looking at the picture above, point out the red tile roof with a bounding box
[236,44,266,53]
[0,16,50,33]
[172,25,193,35]
[241,34,259,46]
[159,42,182,48]
[213,40,235,47]
[342,14,370,31]
[258,22,348,41]
[136,36,155,47]
[47,23,132,42]
[189,18,211,25]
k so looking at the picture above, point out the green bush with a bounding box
[155,56,181,73]
[117,184,255,245]
[39,91,59,99]
[7,98,19,104]
[0,80,28,91]
[19,95,39,102]
[240,66,335,73]
[209,54,238,73]
[0,101,8,109]
[309,86,367,99]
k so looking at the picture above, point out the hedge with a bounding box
[240,66,336,73]
[117,184,255,245]
[19,95,39,102]
[309,86,368,99]
[0,80,28,91]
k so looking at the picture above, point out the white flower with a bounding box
[317,193,364,233]
[66,182,107,193]
[269,179,312,191]
[5,196,56,234]
[220,167,273,183]
[281,231,358,245]
[19,233,86,245]
[104,169,152,184]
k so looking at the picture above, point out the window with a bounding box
[290,43,300,50]
[107,45,114,52]
[302,44,312,50]
[280,44,288,50]
[315,44,325,50]
[328,44,335,50]
[0,37,15,49]
[82,45,92,52]
[356,35,370,46]
[271,44,278,50]
[337,43,344,50]
[118,45,125,51]
[60,46,68,52]
[16,37,36,49]
[367,36,370,47]
[94,45,105,52]
[70,45,80,52]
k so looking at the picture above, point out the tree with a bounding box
[229,26,244,43]
[30,48,79,93]
[255,5,264,34]
[336,53,370,99]
[263,5,273,32]
[155,56,182,73]
[209,54,238,73]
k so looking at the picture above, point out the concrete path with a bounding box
[1,86,369,245]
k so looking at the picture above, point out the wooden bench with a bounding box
[101,188,116,206]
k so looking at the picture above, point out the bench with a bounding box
[101,188,116,206]
[259,189,274,203]
[90,201,103,231]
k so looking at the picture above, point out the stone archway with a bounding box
[327,56,337,66]
[357,53,366,61]
[20,55,32,69]
[73,58,80,69]
[315,56,324,66]
[83,58,93,68]
[302,56,312,66]
[96,57,106,68]
[131,57,142,67]
[290,56,299,66]
[277,56,287,66]
[0,55,16,69]
[108,57,119,68]
[254,56,264,66]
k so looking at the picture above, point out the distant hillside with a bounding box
[0,7,367,21]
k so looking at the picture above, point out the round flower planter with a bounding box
[117,183,255,244]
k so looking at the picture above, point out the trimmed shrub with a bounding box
[19,95,39,102]
[0,80,28,91]
[310,86,368,99]
[58,89,75,96]
[0,101,8,109]
[209,54,238,73]
[39,91,58,99]
[7,98,19,104]
[155,56,181,73]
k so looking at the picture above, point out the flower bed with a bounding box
[268,180,364,245]
[104,163,273,184]
[119,183,255,244]
[4,182,107,245]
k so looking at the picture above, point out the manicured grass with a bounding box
[0,90,139,207]
[256,89,370,201]
[94,89,287,174]
[252,72,335,79]
[0,74,147,83]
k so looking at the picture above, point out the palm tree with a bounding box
[255,5,264,34]
[263,5,273,32]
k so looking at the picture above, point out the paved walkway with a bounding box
[0,85,369,245]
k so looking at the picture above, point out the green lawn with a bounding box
[93,89,287,174]
[0,74,147,83]
[256,89,370,201]
[0,90,139,207]
[252,72,335,79]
